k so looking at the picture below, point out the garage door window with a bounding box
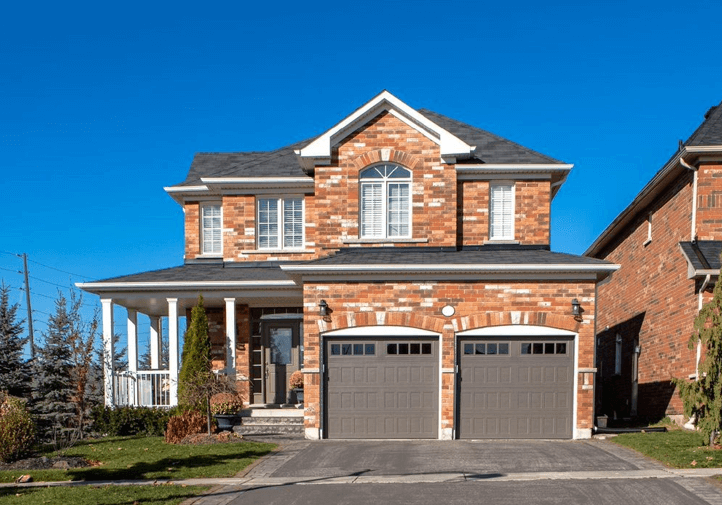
[330,343,376,356]
[521,342,567,355]
[463,342,509,355]
[387,342,432,355]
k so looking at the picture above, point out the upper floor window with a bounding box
[257,197,304,249]
[489,183,514,241]
[360,164,411,239]
[201,203,222,255]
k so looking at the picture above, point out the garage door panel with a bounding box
[459,338,574,439]
[326,338,438,439]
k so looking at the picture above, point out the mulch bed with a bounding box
[0,456,89,471]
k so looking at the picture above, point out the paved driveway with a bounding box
[187,439,722,505]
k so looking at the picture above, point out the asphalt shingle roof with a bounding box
[679,241,722,272]
[301,246,612,267]
[685,102,722,146]
[177,107,564,185]
[95,262,293,284]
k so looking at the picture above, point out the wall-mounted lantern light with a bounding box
[319,299,329,317]
[571,298,583,321]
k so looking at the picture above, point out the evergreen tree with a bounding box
[0,282,28,397]
[675,272,722,445]
[31,293,76,442]
[177,295,212,411]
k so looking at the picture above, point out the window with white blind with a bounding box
[257,197,304,249]
[360,164,411,239]
[489,183,514,241]
[201,204,222,255]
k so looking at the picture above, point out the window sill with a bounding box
[242,249,314,254]
[483,240,520,245]
[343,238,428,244]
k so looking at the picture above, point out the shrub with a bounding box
[0,392,36,462]
[210,392,243,415]
[289,370,304,389]
[92,405,177,437]
[165,410,206,444]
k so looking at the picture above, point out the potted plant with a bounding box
[289,370,304,405]
[210,392,243,431]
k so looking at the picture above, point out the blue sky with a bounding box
[1,0,721,351]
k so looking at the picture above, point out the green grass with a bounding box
[612,429,722,468]
[0,484,210,505]
[0,436,275,483]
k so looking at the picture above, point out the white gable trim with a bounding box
[297,91,474,165]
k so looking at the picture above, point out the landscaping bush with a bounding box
[92,405,177,437]
[165,410,206,444]
[0,392,36,462]
[209,392,243,416]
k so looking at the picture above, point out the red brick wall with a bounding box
[184,202,200,259]
[301,280,596,435]
[594,171,698,419]
[458,180,550,245]
[696,162,722,240]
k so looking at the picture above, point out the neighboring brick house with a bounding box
[585,101,722,424]
[79,91,616,440]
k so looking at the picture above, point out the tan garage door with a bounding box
[458,337,574,439]
[325,338,438,439]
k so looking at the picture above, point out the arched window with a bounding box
[359,164,411,239]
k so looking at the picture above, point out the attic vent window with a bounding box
[360,164,411,239]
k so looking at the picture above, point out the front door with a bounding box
[263,320,301,404]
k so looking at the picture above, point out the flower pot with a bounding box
[292,388,304,405]
[214,414,237,431]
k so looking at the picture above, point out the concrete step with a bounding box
[242,416,303,426]
[234,423,304,436]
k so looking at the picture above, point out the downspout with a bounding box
[680,156,698,242]
[697,274,712,378]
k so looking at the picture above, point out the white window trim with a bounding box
[200,202,223,257]
[256,196,305,251]
[359,164,412,240]
[489,182,515,241]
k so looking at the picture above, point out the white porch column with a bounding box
[127,309,138,406]
[149,316,161,369]
[167,298,179,407]
[101,298,115,407]
[225,298,237,377]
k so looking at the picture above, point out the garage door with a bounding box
[458,338,573,439]
[326,338,438,439]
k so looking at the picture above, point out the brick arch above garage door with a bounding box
[451,311,581,334]
[317,311,447,335]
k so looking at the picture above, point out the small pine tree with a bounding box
[31,293,76,443]
[675,272,722,445]
[0,282,28,398]
[178,295,212,411]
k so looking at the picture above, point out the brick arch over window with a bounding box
[351,149,423,171]
[317,311,446,334]
[451,311,581,334]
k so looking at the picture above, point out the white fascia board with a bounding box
[200,177,314,187]
[684,146,722,154]
[281,263,619,274]
[164,185,210,205]
[76,280,296,293]
[298,90,473,160]
[457,164,573,171]
[457,325,577,337]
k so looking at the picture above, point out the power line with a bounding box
[28,259,94,280]
[0,250,21,258]
[28,275,74,289]
[0,265,22,275]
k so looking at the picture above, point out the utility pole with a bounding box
[22,253,34,358]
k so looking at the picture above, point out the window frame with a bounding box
[359,164,412,239]
[200,203,223,256]
[489,182,515,241]
[256,196,305,250]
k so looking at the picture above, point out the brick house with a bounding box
[585,101,722,424]
[79,91,616,439]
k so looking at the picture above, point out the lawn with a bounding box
[0,484,210,505]
[612,429,722,468]
[0,435,275,483]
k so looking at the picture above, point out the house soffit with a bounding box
[296,90,474,168]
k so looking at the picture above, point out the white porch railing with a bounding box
[113,371,172,408]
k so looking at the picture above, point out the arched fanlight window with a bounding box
[359,164,411,238]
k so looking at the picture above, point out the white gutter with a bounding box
[76,280,296,291]
[696,273,713,377]
[164,185,208,193]
[200,177,314,185]
[280,263,620,274]
[680,157,699,241]
[456,164,573,171]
